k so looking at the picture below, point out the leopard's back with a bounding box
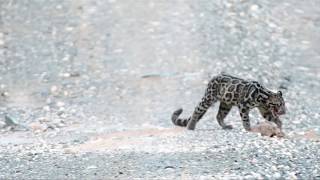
[211,74,249,105]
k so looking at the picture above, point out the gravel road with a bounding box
[0,0,319,179]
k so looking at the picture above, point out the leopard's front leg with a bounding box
[239,105,251,131]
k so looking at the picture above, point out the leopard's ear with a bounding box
[277,91,282,96]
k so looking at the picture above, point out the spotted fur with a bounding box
[172,74,286,131]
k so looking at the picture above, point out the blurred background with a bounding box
[1,0,319,133]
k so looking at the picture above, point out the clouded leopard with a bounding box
[172,74,286,131]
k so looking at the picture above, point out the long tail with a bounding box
[171,108,190,127]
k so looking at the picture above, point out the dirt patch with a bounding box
[293,130,320,142]
[66,127,184,153]
[66,126,320,154]
[250,122,320,141]
[5,88,44,108]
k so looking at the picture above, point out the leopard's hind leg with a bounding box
[186,82,218,130]
[186,97,217,130]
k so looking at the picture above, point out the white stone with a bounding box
[63,73,71,77]
[273,172,281,179]
[50,86,58,93]
[288,172,297,180]
[65,27,74,31]
[250,4,259,11]
[43,106,50,111]
[56,101,65,107]
[271,165,278,171]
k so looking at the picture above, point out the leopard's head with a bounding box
[266,91,286,118]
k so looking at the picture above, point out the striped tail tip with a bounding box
[171,108,188,127]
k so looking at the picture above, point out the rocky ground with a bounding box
[0,0,319,179]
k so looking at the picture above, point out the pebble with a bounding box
[250,4,259,12]
[43,106,50,111]
[56,102,65,107]
[273,172,281,179]
[288,172,298,179]
[29,122,46,131]
[4,115,18,127]
[50,86,58,93]
[86,165,97,170]
[62,73,71,78]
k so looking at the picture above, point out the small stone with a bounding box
[250,4,259,11]
[70,72,80,77]
[64,149,75,154]
[65,27,74,31]
[273,172,281,179]
[57,122,65,128]
[288,172,297,179]
[58,107,65,113]
[43,106,50,111]
[46,124,55,130]
[46,98,52,104]
[50,86,58,93]
[86,165,97,169]
[63,73,71,78]
[56,101,65,107]
[4,115,18,127]
[164,166,175,169]
[63,91,69,96]
[56,5,62,9]
[29,122,46,131]
[271,166,278,171]
[1,91,9,97]
[283,165,290,171]
[292,120,300,124]
[251,172,263,179]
